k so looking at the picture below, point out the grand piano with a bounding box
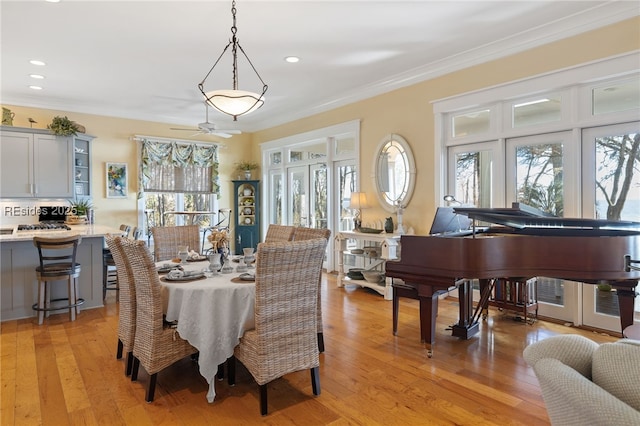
[385,203,640,357]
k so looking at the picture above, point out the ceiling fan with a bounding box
[170,104,241,139]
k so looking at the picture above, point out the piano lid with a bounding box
[453,203,640,234]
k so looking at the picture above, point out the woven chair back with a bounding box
[151,225,200,261]
[264,224,296,242]
[105,235,136,352]
[253,238,326,346]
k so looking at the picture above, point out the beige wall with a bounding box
[4,16,639,233]
[4,106,252,230]
[251,16,640,234]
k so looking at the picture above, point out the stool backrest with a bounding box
[33,235,82,275]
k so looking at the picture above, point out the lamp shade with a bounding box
[350,192,369,210]
[205,89,265,117]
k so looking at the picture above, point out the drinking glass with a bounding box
[177,245,189,264]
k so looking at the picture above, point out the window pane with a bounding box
[290,168,307,226]
[335,135,355,157]
[270,151,282,166]
[512,96,561,128]
[145,193,176,226]
[269,172,283,224]
[593,81,640,115]
[515,143,563,216]
[594,131,640,222]
[452,109,490,137]
[311,165,328,229]
[453,150,492,207]
[337,163,356,231]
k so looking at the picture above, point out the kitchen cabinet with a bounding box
[233,180,260,254]
[0,126,74,198]
[73,134,94,199]
[335,230,400,300]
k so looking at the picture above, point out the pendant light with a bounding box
[198,0,268,121]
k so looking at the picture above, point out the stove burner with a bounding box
[17,223,71,231]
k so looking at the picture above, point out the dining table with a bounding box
[158,259,255,402]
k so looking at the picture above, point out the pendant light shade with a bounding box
[204,89,264,117]
[198,0,267,121]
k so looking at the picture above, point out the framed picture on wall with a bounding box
[106,162,128,198]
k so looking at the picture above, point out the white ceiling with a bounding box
[1,1,637,133]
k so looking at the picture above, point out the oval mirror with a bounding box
[372,134,416,213]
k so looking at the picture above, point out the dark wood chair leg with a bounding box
[146,373,157,402]
[317,332,325,353]
[311,366,321,395]
[125,352,133,376]
[116,339,123,359]
[227,356,236,386]
[260,384,268,416]
[131,357,140,381]
[216,363,224,381]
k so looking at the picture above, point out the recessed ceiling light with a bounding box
[45,0,61,3]
[30,60,46,66]
[29,86,43,90]
[285,56,300,63]
[30,74,45,79]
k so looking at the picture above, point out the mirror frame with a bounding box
[371,133,416,213]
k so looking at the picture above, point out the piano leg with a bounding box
[420,295,439,357]
[612,280,638,332]
[451,279,480,340]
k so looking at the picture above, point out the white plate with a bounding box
[163,272,205,282]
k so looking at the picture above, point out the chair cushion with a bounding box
[591,339,640,411]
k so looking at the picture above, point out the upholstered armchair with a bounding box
[523,334,640,426]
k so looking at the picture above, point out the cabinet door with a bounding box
[0,131,34,197]
[34,134,73,198]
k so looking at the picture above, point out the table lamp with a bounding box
[350,192,369,231]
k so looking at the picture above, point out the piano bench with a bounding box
[488,277,538,324]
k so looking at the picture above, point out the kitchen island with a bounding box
[0,225,125,321]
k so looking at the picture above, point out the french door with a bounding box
[505,131,578,323]
[581,122,640,330]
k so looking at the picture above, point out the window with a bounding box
[139,138,220,230]
[435,54,640,331]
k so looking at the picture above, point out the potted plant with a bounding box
[68,199,93,223]
[48,116,81,136]
[235,161,259,180]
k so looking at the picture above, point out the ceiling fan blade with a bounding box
[215,129,241,134]
[213,132,233,139]
[170,127,200,131]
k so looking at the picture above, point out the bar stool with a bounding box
[103,224,131,300]
[33,235,84,325]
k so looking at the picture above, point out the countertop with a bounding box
[0,224,126,243]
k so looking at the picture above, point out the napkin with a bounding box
[167,269,185,279]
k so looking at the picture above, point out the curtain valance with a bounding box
[139,139,220,198]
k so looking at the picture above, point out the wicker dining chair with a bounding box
[291,227,331,353]
[117,237,198,402]
[150,225,201,262]
[264,224,296,243]
[105,235,136,376]
[228,238,327,416]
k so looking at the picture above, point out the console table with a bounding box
[335,231,400,300]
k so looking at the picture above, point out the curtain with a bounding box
[138,139,219,198]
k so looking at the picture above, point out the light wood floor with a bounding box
[1,273,618,426]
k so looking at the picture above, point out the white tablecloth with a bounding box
[159,261,255,402]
